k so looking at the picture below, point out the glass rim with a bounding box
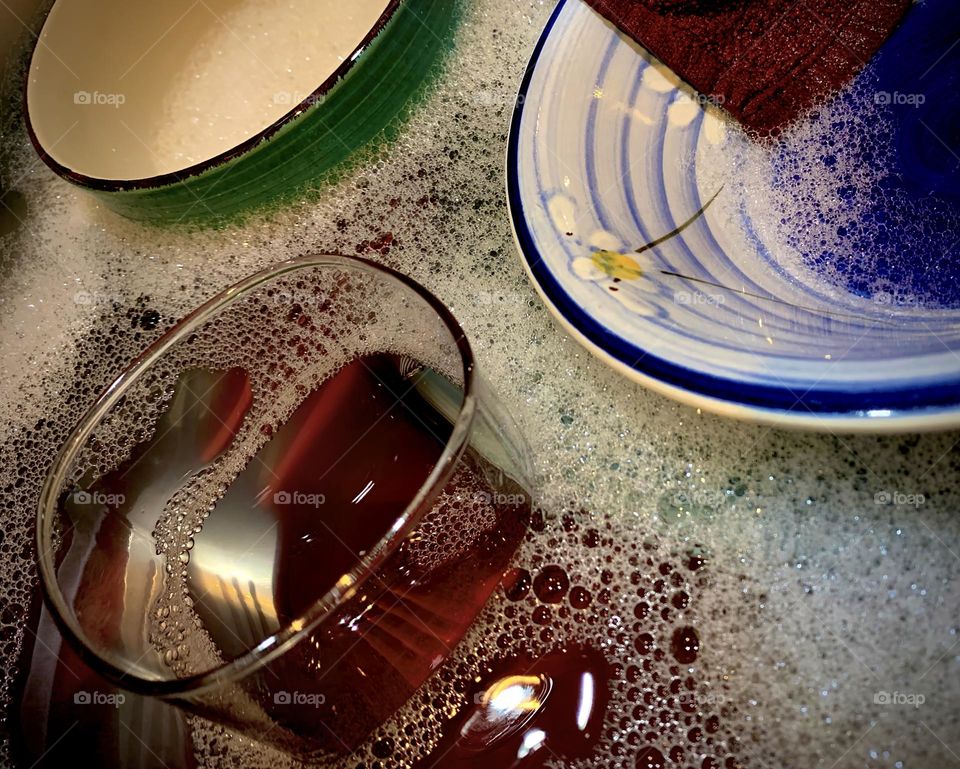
[35,253,478,698]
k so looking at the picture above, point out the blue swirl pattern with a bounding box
[507,0,960,429]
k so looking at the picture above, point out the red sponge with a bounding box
[584,0,911,136]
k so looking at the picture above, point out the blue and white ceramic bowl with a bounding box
[508,0,960,432]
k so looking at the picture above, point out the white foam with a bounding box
[698,71,960,310]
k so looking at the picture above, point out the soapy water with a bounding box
[704,0,960,309]
[1,0,960,767]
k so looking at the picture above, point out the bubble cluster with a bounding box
[407,471,501,573]
[701,68,960,309]
[1,0,960,768]
[343,512,741,769]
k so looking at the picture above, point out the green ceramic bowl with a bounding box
[25,0,457,225]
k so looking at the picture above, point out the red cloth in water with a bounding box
[584,0,911,136]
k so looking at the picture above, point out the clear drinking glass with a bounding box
[36,254,533,759]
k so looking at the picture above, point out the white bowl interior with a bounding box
[27,0,390,181]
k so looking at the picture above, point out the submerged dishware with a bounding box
[26,0,458,224]
[35,255,533,759]
[508,0,960,432]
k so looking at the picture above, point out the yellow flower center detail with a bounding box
[591,250,643,281]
